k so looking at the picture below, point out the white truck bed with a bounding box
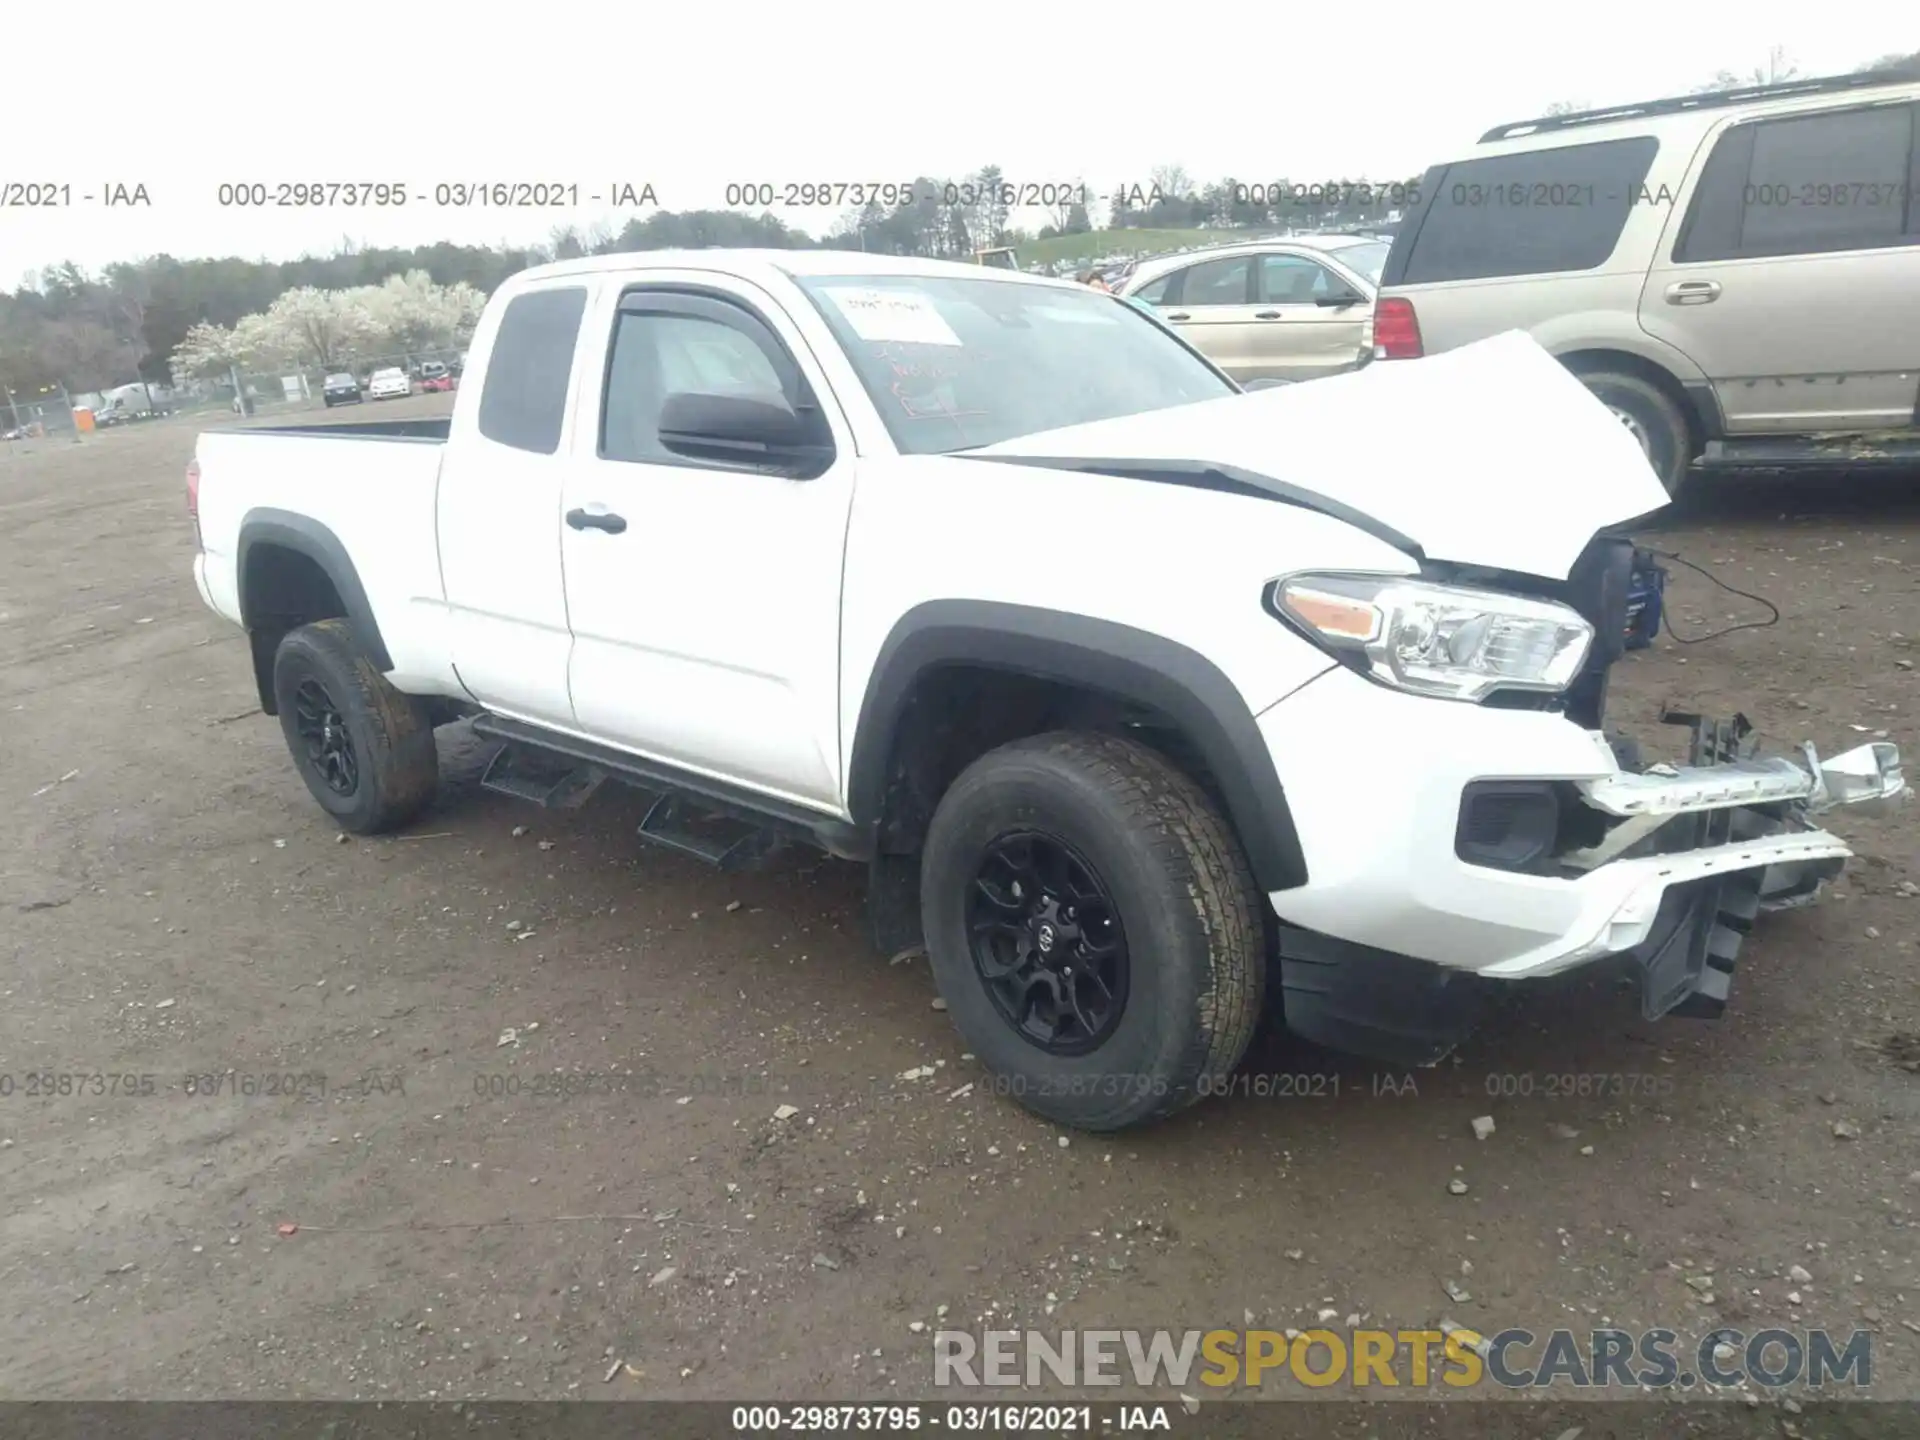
[191,421,461,697]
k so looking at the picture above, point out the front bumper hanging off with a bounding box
[1573,711,1904,1022]
[1267,701,1905,1068]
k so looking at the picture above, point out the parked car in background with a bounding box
[367,367,411,400]
[1117,235,1388,385]
[1374,68,1920,495]
[420,369,457,394]
[323,373,363,407]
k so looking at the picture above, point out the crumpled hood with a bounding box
[971,330,1671,580]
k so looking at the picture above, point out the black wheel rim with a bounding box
[966,832,1130,1056]
[292,678,359,796]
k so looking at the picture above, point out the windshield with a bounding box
[794,274,1237,455]
[1332,240,1390,284]
[325,374,354,385]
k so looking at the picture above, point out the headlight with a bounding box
[1273,572,1593,702]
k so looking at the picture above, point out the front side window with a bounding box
[1258,253,1343,304]
[795,273,1237,455]
[1333,239,1391,284]
[600,299,800,465]
[1677,103,1915,261]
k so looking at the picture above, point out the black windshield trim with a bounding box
[958,454,1425,560]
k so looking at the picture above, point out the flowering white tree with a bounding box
[354,270,486,354]
[170,320,246,379]
[261,286,378,368]
[166,273,485,381]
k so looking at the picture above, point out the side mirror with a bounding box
[657,391,833,477]
[1241,377,1294,392]
[1315,292,1366,308]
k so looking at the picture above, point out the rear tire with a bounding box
[1578,369,1695,499]
[920,731,1265,1131]
[272,618,439,834]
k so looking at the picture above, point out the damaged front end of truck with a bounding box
[1295,525,1911,1069]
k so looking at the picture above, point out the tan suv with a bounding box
[1373,69,1920,494]
[1117,234,1388,385]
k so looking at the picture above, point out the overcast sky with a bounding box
[0,1,1909,285]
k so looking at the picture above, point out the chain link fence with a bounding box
[1,383,85,460]
[2,346,469,462]
[189,345,470,419]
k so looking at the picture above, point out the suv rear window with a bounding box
[477,286,588,455]
[1388,136,1660,284]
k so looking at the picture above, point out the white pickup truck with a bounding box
[187,249,1905,1131]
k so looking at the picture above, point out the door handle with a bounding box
[1164,312,1191,321]
[1254,311,1283,320]
[566,507,627,534]
[1665,279,1721,305]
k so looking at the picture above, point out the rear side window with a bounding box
[1392,136,1660,283]
[1675,104,1917,261]
[477,286,588,455]
[1173,255,1254,305]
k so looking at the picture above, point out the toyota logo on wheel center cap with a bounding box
[1036,925,1056,953]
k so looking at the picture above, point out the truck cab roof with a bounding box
[509,248,1082,293]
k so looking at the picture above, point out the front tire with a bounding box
[272,618,439,834]
[1578,369,1695,499]
[920,731,1266,1131]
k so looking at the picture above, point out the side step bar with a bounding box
[636,793,783,872]
[1699,432,1920,470]
[479,745,608,809]
[469,714,869,871]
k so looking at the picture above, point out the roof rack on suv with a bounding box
[1479,69,1916,143]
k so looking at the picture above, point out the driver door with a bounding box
[1253,252,1372,382]
[558,278,857,810]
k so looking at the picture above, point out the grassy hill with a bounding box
[1015,228,1255,270]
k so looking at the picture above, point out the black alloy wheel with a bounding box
[966,831,1130,1056]
[292,677,359,796]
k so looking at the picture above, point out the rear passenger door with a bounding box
[435,280,595,726]
[1146,255,1262,381]
[1253,252,1371,381]
[1645,100,1920,432]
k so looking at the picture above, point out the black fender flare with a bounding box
[846,600,1308,893]
[237,508,393,673]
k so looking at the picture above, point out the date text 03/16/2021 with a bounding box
[720,181,1093,210]
[729,1404,1174,1432]
[208,181,660,208]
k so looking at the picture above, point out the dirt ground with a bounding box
[1,399,1916,1426]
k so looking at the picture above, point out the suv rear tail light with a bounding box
[186,457,202,549]
[1373,297,1424,360]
